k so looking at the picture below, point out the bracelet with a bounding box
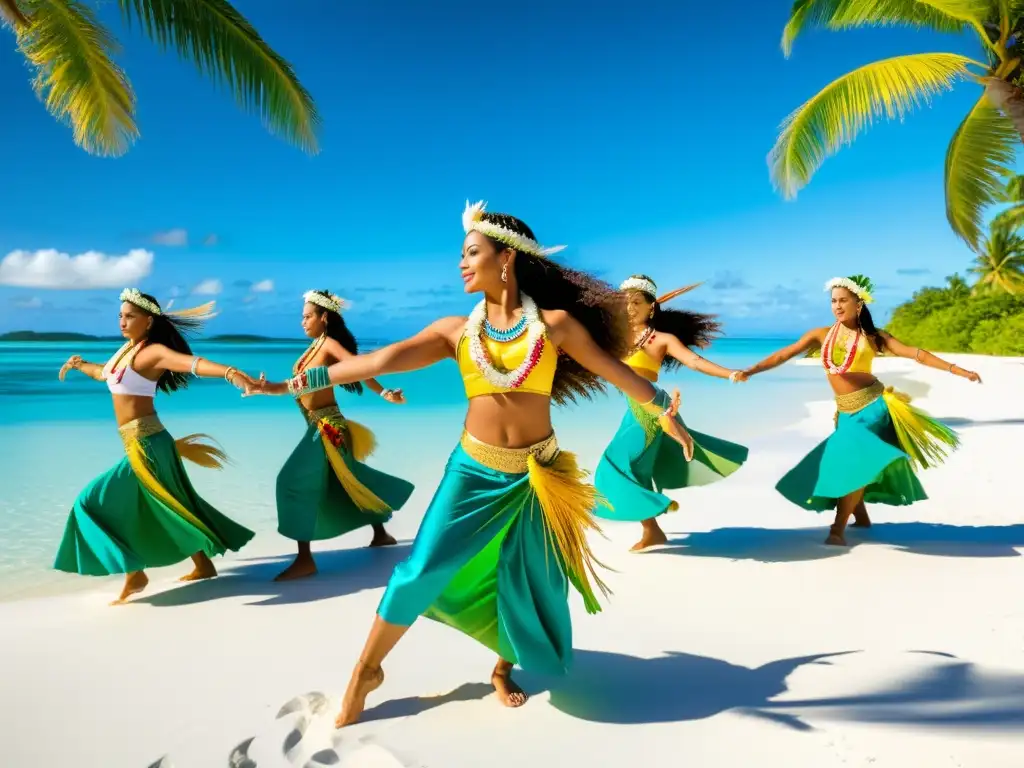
[949,363,956,373]
[286,365,332,397]
[190,356,202,377]
[914,349,923,362]
[224,367,239,385]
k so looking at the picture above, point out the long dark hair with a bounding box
[627,274,721,371]
[310,290,362,395]
[130,293,199,394]
[859,304,884,352]
[480,211,629,405]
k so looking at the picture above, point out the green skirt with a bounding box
[377,432,607,676]
[776,382,959,511]
[54,415,254,576]
[593,398,749,522]
[276,405,414,541]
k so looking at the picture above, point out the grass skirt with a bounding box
[593,398,749,522]
[776,381,960,511]
[276,405,413,541]
[377,431,607,676]
[54,415,254,575]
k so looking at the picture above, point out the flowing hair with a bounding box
[626,274,721,371]
[479,211,630,405]
[859,304,885,353]
[128,293,202,394]
[309,289,363,394]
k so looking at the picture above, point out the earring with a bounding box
[501,263,508,283]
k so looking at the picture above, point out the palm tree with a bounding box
[969,220,1024,293]
[770,1,1024,250]
[1,0,319,156]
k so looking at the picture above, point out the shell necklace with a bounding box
[466,294,546,390]
[821,322,860,375]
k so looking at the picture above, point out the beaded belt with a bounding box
[304,404,343,424]
[835,380,885,414]
[459,431,561,474]
[118,414,165,445]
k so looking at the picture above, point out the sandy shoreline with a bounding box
[2,355,1022,767]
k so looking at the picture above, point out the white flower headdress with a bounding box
[462,200,566,258]
[119,287,217,321]
[120,288,161,315]
[620,276,657,296]
[825,274,875,304]
[304,290,349,314]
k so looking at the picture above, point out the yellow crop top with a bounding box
[457,332,558,398]
[624,346,660,381]
[829,331,876,374]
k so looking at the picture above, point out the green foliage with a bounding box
[886,273,1024,354]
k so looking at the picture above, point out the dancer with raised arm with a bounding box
[248,202,692,726]
[742,275,980,545]
[54,289,259,604]
[274,289,414,581]
[595,276,750,552]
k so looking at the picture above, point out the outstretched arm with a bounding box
[744,328,823,376]
[255,317,463,396]
[880,332,982,382]
[139,344,255,388]
[321,338,404,401]
[59,355,105,382]
[663,334,739,380]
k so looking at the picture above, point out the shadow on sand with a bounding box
[658,522,1024,563]
[135,542,412,607]
[351,649,1024,733]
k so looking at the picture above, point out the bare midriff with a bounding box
[112,394,158,427]
[299,388,338,413]
[464,392,554,448]
[826,371,878,398]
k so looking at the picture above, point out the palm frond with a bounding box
[1,0,30,28]
[16,0,137,156]
[992,202,1024,228]
[117,0,320,153]
[770,53,979,199]
[913,0,997,25]
[782,0,968,57]
[944,93,1019,247]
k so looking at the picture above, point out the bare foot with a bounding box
[368,528,397,548]
[274,555,318,581]
[824,527,847,546]
[179,559,217,582]
[491,670,528,708]
[334,662,384,728]
[630,528,669,552]
[111,571,148,605]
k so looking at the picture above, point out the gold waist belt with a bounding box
[835,380,885,414]
[460,431,561,474]
[119,414,166,445]
[306,404,343,422]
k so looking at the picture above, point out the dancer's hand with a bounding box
[381,388,406,404]
[729,370,748,383]
[961,369,982,383]
[241,374,288,396]
[660,389,694,461]
[58,355,82,381]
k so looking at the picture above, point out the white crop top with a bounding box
[105,365,158,397]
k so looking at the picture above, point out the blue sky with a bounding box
[0,1,1000,339]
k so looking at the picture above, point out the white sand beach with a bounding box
[2,355,1023,768]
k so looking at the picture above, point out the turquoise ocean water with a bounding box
[0,338,823,599]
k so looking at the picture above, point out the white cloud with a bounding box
[152,229,188,246]
[192,279,222,296]
[0,248,154,289]
[251,279,274,293]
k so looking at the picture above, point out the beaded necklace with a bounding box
[821,322,860,375]
[466,295,547,390]
[294,334,326,375]
[628,326,656,356]
[483,312,528,342]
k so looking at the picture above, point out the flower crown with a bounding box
[825,274,875,304]
[462,200,566,258]
[304,290,349,314]
[120,288,161,315]
[620,276,657,295]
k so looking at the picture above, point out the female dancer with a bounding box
[247,201,691,726]
[595,275,750,552]
[274,289,414,581]
[742,275,981,545]
[54,288,259,604]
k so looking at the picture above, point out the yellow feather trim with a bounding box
[526,450,611,614]
[124,438,222,546]
[321,434,391,514]
[882,388,960,471]
[174,434,229,469]
[344,418,377,462]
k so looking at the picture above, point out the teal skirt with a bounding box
[776,384,959,511]
[54,415,254,576]
[593,399,749,522]
[276,406,413,541]
[377,433,607,676]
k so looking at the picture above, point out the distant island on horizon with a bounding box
[0,331,299,343]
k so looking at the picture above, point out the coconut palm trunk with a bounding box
[985,78,1024,142]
